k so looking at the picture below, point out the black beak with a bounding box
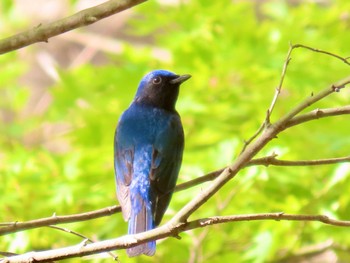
[170,74,192,84]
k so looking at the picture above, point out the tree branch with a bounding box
[187,213,350,229]
[293,43,350,66]
[0,206,120,236]
[249,155,350,167]
[168,76,350,226]
[177,154,350,192]
[240,43,294,154]
[48,225,118,260]
[2,43,350,261]
[240,43,350,153]
[1,152,349,236]
[285,105,350,129]
[2,213,349,262]
[267,43,293,121]
[0,0,147,55]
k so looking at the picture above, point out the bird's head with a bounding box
[134,70,191,112]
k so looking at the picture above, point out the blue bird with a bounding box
[114,70,191,257]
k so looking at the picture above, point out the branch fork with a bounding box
[1,9,350,259]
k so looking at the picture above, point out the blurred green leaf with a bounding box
[1,0,350,262]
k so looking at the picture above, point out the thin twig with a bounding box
[293,44,350,66]
[0,206,120,236]
[1,44,350,261]
[2,213,349,262]
[239,43,350,154]
[175,168,224,192]
[267,42,293,122]
[187,213,350,229]
[0,0,147,54]
[177,154,350,191]
[1,152,350,236]
[48,225,118,261]
[168,75,350,226]
[240,43,294,154]
[249,155,350,167]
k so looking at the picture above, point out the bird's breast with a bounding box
[118,104,181,145]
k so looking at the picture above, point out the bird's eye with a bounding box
[152,76,162,85]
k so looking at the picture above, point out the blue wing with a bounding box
[114,104,183,256]
[150,113,184,226]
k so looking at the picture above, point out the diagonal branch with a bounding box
[240,43,350,153]
[2,212,349,262]
[0,0,147,55]
[168,76,350,226]
[239,43,294,154]
[240,43,293,154]
[2,152,350,236]
[2,46,350,261]
[267,43,293,122]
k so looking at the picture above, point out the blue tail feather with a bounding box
[127,197,156,257]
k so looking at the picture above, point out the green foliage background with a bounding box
[1,0,350,262]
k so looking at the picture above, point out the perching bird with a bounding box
[114,70,191,257]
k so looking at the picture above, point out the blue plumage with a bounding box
[114,70,191,257]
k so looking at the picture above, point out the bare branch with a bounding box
[48,225,92,242]
[2,152,349,236]
[0,0,147,54]
[186,213,350,229]
[249,155,350,167]
[285,105,350,129]
[48,225,118,260]
[240,43,294,154]
[168,76,350,226]
[1,44,350,261]
[240,43,350,153]
[175,169,224,192]
[2,213,349,262]
[178,154,350,192]
[267,43,293,121]
[293,43,350,66]
[0,206,120,236]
